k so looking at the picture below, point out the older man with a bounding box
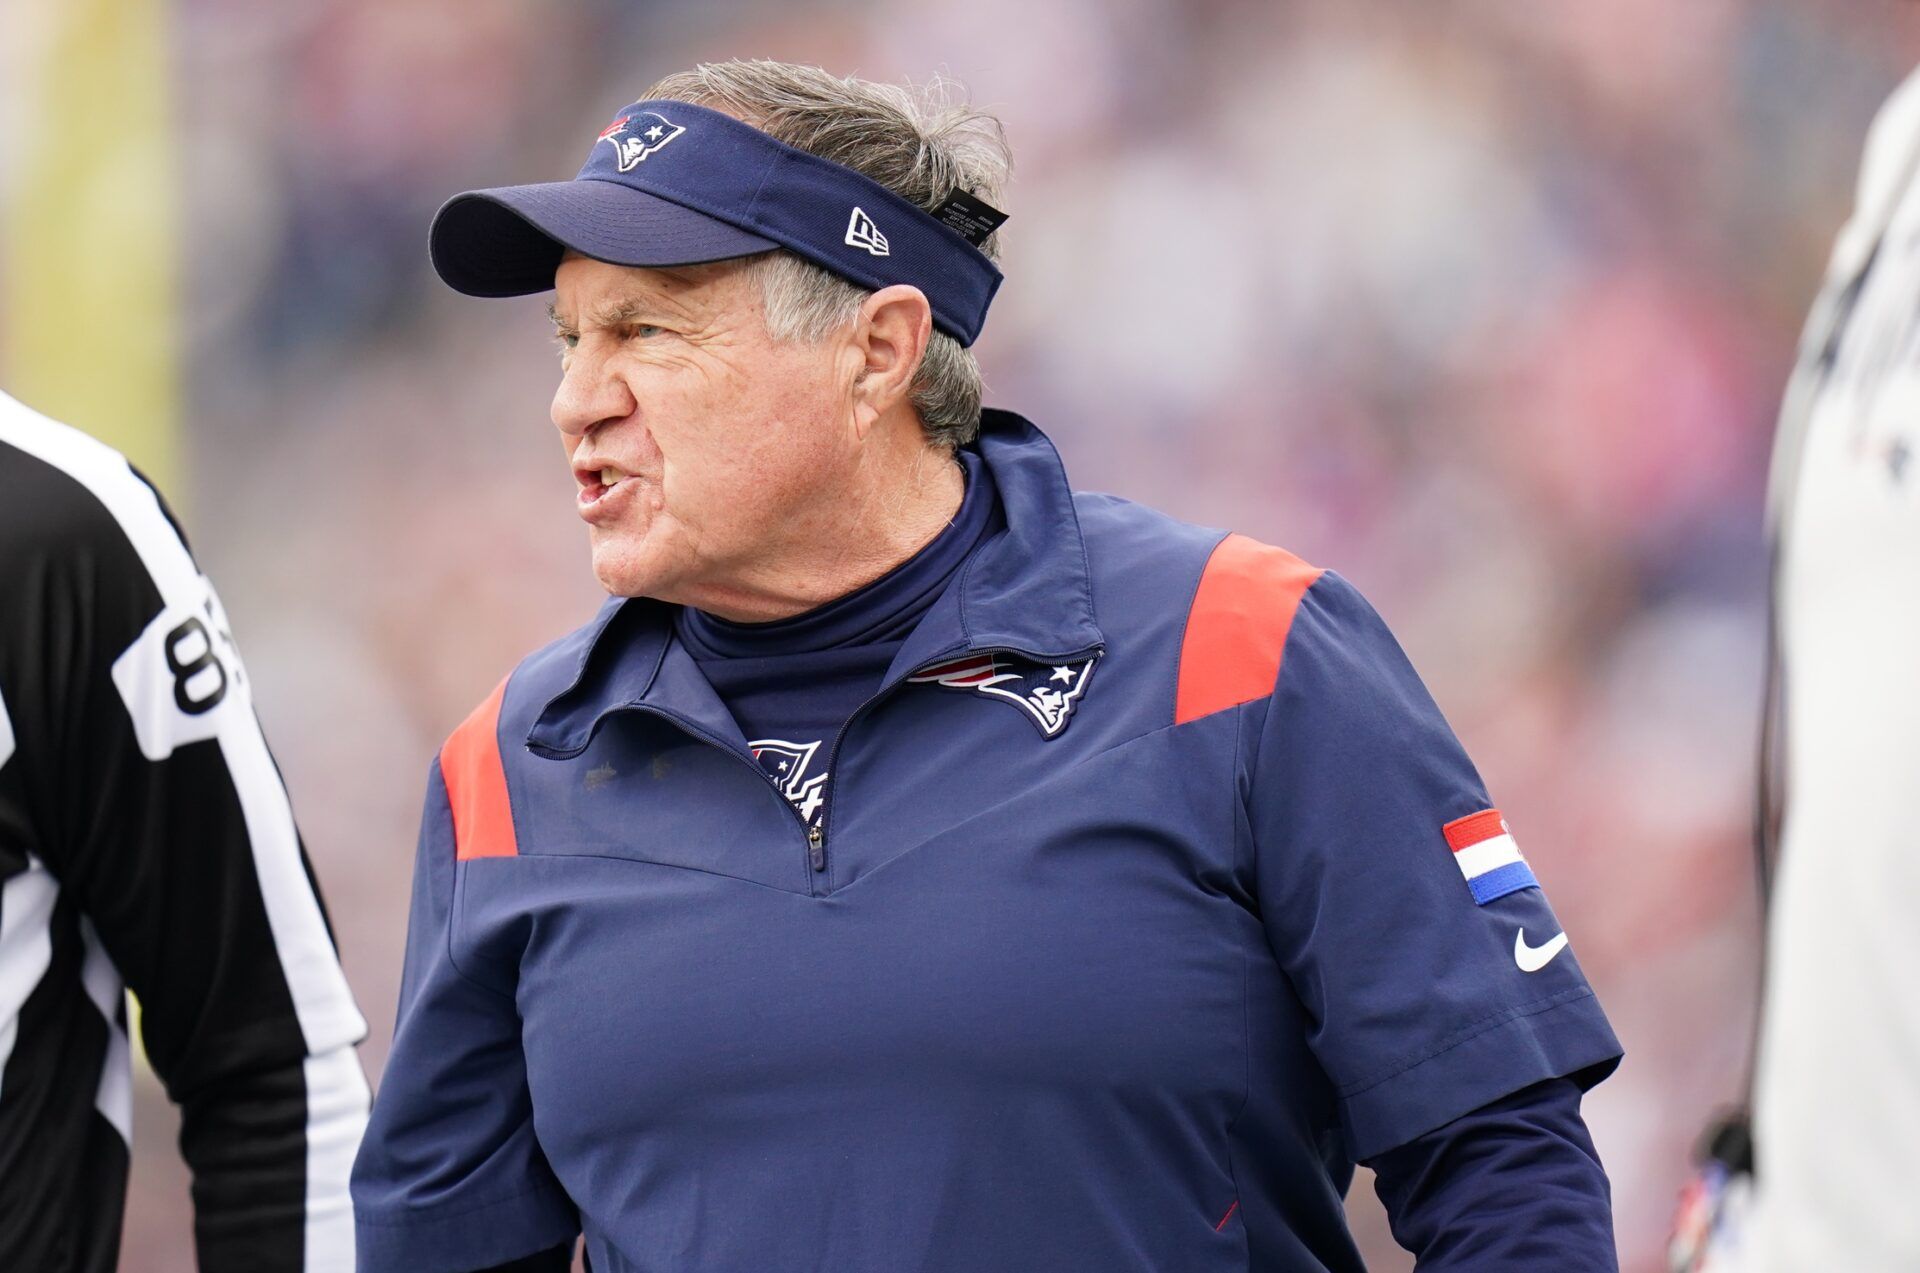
[352,60,1622,1272]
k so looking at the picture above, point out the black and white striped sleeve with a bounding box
[0,395,368,1270]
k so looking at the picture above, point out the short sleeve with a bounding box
[351,760,577,1272]
[1245,572,1621,1162]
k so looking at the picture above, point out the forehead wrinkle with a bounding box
[586,276,723,328]
[588,296,677,328]
[552,258,758,335]
[650,263,710,289]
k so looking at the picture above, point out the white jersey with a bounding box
[1743,64,1920,1271]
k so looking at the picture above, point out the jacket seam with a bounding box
[448,858,516,1001]
[1061,484,1099,638]
[1232,582,1301,938]
[1336,985,1597,1099]
[1223,714,1252,1262]
[954,545,982,646]
[1230,717,1253,1131]
[1168,529,1234,729]
[355,1177,571,1227]
[508,849,819,898]
[820,716,1225,899]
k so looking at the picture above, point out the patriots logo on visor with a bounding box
[908,653,1096,738]
[597,111,684,172]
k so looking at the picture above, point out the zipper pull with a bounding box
[808,823,825,871]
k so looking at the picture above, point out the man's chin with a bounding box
[589,543,674,600]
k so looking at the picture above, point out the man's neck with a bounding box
[679,438,967,624]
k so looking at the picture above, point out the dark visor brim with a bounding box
[429,179,780,297]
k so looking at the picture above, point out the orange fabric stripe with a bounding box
[1174,534,1324,725]
[440,678,519,861]
[1442,809,1506,853]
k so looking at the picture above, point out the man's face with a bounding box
[548,253,854,604]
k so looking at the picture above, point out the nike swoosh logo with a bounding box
[1514,928,1569,973]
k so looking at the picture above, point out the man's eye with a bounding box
[554,331,579,351]
[628,324,663,340]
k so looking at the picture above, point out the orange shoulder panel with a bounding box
[1174,533,1324,726]
[439,677,520,861]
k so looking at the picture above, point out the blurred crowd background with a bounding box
[5,1,1919,1269]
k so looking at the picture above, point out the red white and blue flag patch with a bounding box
[1442,809,1537,905]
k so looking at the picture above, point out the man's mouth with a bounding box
[575,462,639,506]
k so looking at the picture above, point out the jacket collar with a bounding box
[527,408,1102,757]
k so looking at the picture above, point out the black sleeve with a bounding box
[1367,1076,1617,1270]
[0,431,368,1270]
[476,1244,574,1272]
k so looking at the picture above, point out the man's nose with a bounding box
[551,349,636,438]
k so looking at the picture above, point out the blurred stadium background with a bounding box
[5,1,1918,1268]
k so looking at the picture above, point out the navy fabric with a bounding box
[430,100,1004,344]
[1241,572,1619,1164]
[677,450,1000,831]
[353,764,578,1273]
[352,409,1622,1271]
[1369,1077,1617,1270]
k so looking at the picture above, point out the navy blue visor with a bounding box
[429,100,1003,346]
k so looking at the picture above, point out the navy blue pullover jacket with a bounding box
[352,409,1622,1271]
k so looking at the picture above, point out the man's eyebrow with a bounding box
[549,294,697,331]
[586,297,680,328]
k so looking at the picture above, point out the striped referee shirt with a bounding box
[0,391,367,1270]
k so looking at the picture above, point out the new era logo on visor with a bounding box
[845,206,890,256]
[597,110,684,172]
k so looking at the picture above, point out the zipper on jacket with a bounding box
[808,692,884,871]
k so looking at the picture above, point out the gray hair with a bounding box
[641,60,1011,450]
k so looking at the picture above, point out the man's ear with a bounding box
[849,284,933,435]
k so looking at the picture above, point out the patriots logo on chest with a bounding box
[748,738,828,826]
[907,653,1097,738]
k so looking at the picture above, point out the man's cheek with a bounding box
[613,494,657,540]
